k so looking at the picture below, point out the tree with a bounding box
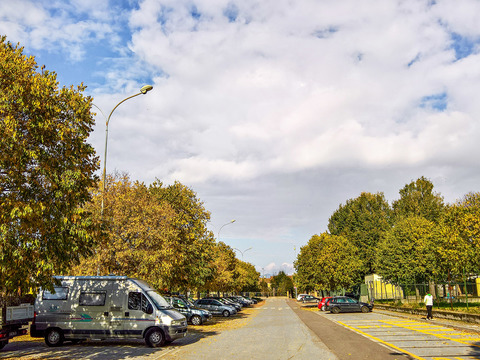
[375,216,437,284]
[271,271,294,296]
[203,242,237,293]
[392,176,445,223]
[295,233,363,292]
[435,193,480,281]
[72,173,178,289]
[328,192,392,276]
[149,180,216,292]
[0,37,99,297]
[234,260,260,293]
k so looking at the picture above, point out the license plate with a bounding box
[9,331,17,337]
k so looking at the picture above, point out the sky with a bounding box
[2,0,480,277]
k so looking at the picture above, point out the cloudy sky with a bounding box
[2,0,480,276]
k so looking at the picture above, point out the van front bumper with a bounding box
[165,325,188,341]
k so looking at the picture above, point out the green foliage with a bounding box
[295,233,363,292]
[435,193,480,280]
[375,216,437,283]
[271,271,294,296]
[0,36,99,296]
[392,176,445,223]
[327,192,392,275]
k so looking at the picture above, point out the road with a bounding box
[1,297,480,360]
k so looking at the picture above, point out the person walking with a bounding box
[424,292,434,320]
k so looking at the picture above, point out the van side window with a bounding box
[79,291,106,306]
[128,292,151,313]
[43,287,69,300]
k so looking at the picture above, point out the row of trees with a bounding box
[295,177,480,293]
[0,36,259,299]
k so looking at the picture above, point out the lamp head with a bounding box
[140,85,153,94]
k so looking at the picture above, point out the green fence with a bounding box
[364,279,480,304]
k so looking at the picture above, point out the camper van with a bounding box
[30,276,187,347]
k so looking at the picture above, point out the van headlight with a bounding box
[171,319,185,326]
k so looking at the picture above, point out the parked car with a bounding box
[326,296,374,314]
[208,297,242,311]
[317,296,333,311]
[164,296,212,325]
[301,295,320,303]
[297,294,308,301]
[193,299,237,317]
[228,296,250,306]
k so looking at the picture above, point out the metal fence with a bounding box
[363,278,480,303]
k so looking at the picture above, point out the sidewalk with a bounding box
[374,307,480,334]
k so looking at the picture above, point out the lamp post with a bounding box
[233,247,252,260]
[217,219,236,240]
[96,85,153,214]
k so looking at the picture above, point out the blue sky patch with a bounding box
[313,26,338,39]
[450,32,477,60]
[224,3,239,23]
[420,92,447,111]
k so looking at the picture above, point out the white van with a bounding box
[30,276,187,347]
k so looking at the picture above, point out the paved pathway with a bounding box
[163,297,338,359]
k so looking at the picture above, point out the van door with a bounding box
[73,290,111,338]
[121,291,155,337]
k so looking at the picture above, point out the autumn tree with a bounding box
[375,216,438,284]
[203,242,237,293]
[328,192,392,276]
[392,176,445,223]
[72,173,178,288]
[0,37,99,297]
[149,180,216,292]
[233,260,260,293]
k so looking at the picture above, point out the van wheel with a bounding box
[45,328,64,347]
[222,310,230,317]
[145,328,165,347]
[191,315,202,325]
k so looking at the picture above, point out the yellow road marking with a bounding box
[378,320,480,349]
[337,321,426,360]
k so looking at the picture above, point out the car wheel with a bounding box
[361,306,369,313]
[331,307,340,314]
[45,328,64,347]
[145,328,165,347]
[222,310,230,317]
[191,315,202,325]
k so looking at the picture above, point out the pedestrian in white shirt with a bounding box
[424,292,434,320]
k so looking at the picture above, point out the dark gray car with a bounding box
[193,299,237,317]
[326,296,374,313]
[164,296,212,325]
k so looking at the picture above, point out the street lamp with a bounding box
[217,219,236,240]
[96,85,153,213]
[233,247,252,260]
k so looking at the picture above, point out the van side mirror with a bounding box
[146,303,153,314]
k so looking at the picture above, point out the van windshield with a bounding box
[146,290,173,310]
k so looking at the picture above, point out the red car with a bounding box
[318,296,333,311]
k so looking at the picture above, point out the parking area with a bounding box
[0,302,263,360]
[318,311,480,360]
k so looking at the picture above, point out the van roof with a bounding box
[53,275,129,280]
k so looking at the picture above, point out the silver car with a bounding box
[193,299,237,317]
